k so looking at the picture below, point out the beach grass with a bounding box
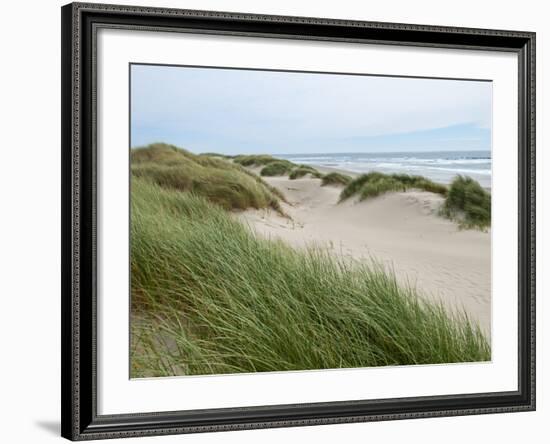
[441,175,491,229]
[131,177,490,378]
[260,160,295,176]
[131,143,282,212]
[289,165,323,179]
[321,172,353,187]
[340,172,447,202]
[234,155,325,180]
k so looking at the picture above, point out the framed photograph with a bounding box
[61,2,536,440]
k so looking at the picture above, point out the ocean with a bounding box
[278,150,491,188]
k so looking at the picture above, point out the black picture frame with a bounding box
[61,2,536,440]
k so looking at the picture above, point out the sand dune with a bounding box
[237,174,491,335]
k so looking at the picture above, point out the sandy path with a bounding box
[237,174,491,335]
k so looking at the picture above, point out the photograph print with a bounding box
[129,64,492,378]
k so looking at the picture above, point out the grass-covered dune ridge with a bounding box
[235,154,326,181]
[289,165,323,179]
[340,171,490,229]
[260,160,294,177]
[131,177,490,377]
[321,172,353,187]
[131,143,284,211]
[233,154,277,167]
[340,172,448,202]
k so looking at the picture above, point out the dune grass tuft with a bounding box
[131,178,490,378]
[131,143,282,212]
[235,155,323,180]
[340,172,447,202]
[289,165,323,179]
[441,175,491,229]
[321,172,353,187]
[260,160,294,176]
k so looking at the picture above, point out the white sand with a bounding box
[237,173,491,335]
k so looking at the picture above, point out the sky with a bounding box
[130,64,492,155]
